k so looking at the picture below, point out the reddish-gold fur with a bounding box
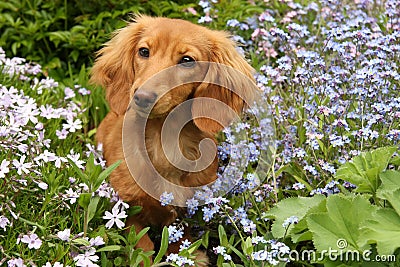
[91,15,255,260]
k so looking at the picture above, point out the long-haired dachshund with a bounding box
[91,15,255,264]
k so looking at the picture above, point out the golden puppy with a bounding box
[91,15,255,263]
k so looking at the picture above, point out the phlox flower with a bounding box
[89,236,105,247]
[63,188,79,204]
[7,258,26,267]
[64,87,76,99]
[67,150,85,169]
[0,215,10,231]
[20,233,42,249]
[12,155,32,175]
[56,128,69,140]
[57,228,71,242]
[0,159,10,178]
[63,118,82,133]
[103,202,128,229]
[74,248,99,267]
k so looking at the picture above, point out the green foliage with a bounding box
[264,195,325,239]
[266,147,400,265]
[335,147,398,196]
[0,0,199,78]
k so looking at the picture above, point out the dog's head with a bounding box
[91,15,256,134]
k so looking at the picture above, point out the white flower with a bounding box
[20,233,42,249]
[103,203,128,229]
[63,118,82,133]
[0,215,10,231]
[64,188,79,204]
[0,159,10,178]
[89,236,105,247]
[12,155,32,175]
[38,182,48,190]
[74,248,99,267]
[67,151,85,169]
[57,228,71,242]
[7,257,26,267]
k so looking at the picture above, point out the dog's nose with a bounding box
[134,90,157,108]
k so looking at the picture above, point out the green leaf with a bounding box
[96,245,121,252]
[290,198,327,243]
[72,238,90,246]
[153,227,169,264]
[359,208,400,255]
[201,230,210,248]
[87,196,100,223]
[228,244,247,264]
[307,194,376,255]
[78,193,92,210]
[218,224,229,247]
[186,239,202,254]
[264,194,326,238]
[335,146,397,194]
[134,227,150,248]
[138,252,151,267]
[377,171,400,214]
[93,160,121,191]
[67,157,89,184]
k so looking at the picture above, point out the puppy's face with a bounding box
[130,19,210,118]
[91,16,256,133]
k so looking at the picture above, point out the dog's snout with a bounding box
[134,90,157,108]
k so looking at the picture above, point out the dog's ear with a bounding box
[192,31,256,134]
[90,20,144,115]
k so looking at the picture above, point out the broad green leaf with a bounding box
[264,194,325,238]
[307,194,376,255]
[377,171,400,214]
[290,198,327,243]
[335,146,397,194]
[153,227,168,264]
[359,208,400,255]
[377,188,400,220]
[379,170,400,189]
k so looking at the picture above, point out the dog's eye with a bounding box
[138,47,150,58]
[178,56,196,68]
